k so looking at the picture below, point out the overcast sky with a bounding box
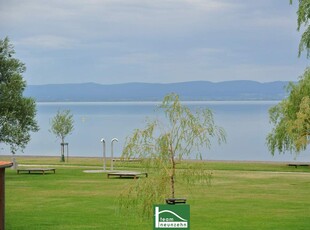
[0,0,308,85]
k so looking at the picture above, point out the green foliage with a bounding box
[121,93,226,218]
[0,37,39,153]
[289,96,310,148]
[50,110,74,161]
[123,93,226,161]
[119,174,170,219]
[178,163,213,187]
[290,0,310,57]
[267,68,310,155]
[50,110,74,142]
[267,2,310,155]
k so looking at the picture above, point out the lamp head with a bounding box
[111,138,119,143]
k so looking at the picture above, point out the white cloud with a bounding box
[254,17,295,29]
[107,52,161,65]
[16,35,78,49]
[0,0,307,85]
[183,0,239,12]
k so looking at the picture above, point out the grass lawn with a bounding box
[2,156,310,229]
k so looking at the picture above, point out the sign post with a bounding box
[153,204,190,229]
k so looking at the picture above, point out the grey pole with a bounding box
[101,138,106,171]
[111,138,118,171]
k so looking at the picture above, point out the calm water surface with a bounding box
[1,101,308,162]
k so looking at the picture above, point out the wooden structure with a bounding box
[107,171,148,179]
[0,161,13,230]
[112,158,141,162]
[165,198,187,205]
[17,168,56,175]
[287,163,309,168]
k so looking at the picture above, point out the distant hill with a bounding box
[24,80,290,102]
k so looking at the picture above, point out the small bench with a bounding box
[287,164,309,168]
[17,168,56,175]
[107,171,148,179]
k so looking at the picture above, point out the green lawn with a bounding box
[2,156,310,229]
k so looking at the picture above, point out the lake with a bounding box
[1,101,309,162]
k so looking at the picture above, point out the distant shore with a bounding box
[24,80,290,102]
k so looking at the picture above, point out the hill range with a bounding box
[24,80,290,102]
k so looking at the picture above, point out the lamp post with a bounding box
[100,138,106,171]
[111,138,118,171]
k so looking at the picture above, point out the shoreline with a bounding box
[1,154,308,164]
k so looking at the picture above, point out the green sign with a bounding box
[153,204,190,229]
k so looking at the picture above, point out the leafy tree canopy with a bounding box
[0,37,39,153]
[50,110,74,143]
[121,93,226,218]
[267,68,310,155]
[50,110,74,162]
[268,1,310,156]
[291,0,310,57]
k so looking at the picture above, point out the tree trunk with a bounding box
[170,155,176,199]
[60,138,65,162]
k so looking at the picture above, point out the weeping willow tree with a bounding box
[267,68,310,155]
[290,0,310,57]
[266,1,310,156]
[120,93,226,218]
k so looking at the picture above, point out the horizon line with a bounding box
[27,79,293,86]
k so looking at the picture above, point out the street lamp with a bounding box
[111,138,118,171]
[100,138,106,171]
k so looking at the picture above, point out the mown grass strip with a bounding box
[2,156,310,229]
